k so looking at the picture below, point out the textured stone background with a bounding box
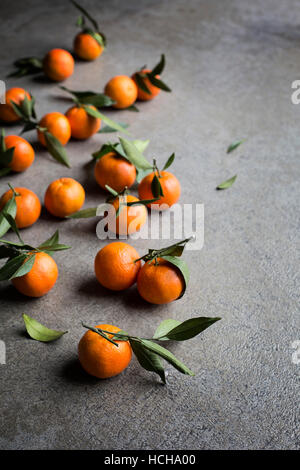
[0,0,299,450]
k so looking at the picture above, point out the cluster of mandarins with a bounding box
[0,1,192,380]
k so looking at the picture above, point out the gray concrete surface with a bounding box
[0,0,299,450]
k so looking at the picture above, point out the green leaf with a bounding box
[125,104,139,112]
[135,73,151,95]
[140,339,194,376]
[2,213,24,244]
[151,174,164,198]
[0,196,17,237]
[156,317,221,341]
[0,245,19,259]
[38,230,59,249]
[153,319,181,340]
[0,254,27,281]
[161,255,190,298]
[151,54,166,76]
[11,253,36,279]
[84,106,130,135]
[44,131,71,168]
[76,15,85,27]
[132,139,150,154]
[79,93,114,108]
[227,140,244,154]
[92,143,117,160]
[71,0,99,31]
[20,121,38,134]
[23,314,68,342]
[8,57,42,78]
[66,207,97,219]
[98,122,128,133]
[216,174,237,190]
[86,30,106,49]
[0,167,11,177]
[146,74,171,92]
[119,138,152,171]
[130,339,166,384]
[162,153,175,171]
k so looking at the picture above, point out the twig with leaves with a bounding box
[82,316,220,384]
[60,86,129,134]
[8,94,71,168]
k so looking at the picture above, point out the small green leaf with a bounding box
[227,140,244,154]
[2,212,24,244]
[125,104,139,112]
[38,230,59,249]
[135,73,151,95]
[84,106,130,135]
[20,121,37,134]
[98,122,128,133]
[0,196,17,237]
[161,255,190,298]
[162,153,175,171]
[130,339,166,384]
[216,174,237,190]
[66,207,97,219]
[0,245,18,259]
[92,143,117,160]
[119,138,152,171]
[23,314,67,342]
[11,253,36,279]
[151,174,164,198]
[132,139,150,154]
[146,74,171,92]
[79,93,114,108]
[151,54,166,76]
[44,131,71,168]
[71,0,99,32]
[153,319,181,340]
[0,254,27,281]
[140,339,194,376]
[8,57,42,78]
[0,167,11,177]
[86,30,105,49]
[157,317,221,341]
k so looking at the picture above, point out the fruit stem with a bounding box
[153,158,161,178]
[82,323,119,347]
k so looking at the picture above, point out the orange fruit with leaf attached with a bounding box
[4,135,35,172]
[137,257,184,304]
[78,323,132,379]
[65,105,101,139]
[12,252,58,297]
[109,194,147,235]
[94,152,136,192]
[132,69,161,101]
[104,75,138,109]
[0,87,31,123]
[37,112,71,147]
[74,32,103,61]
[138,171,180,210]
[43,48,74,82]
[0,187,41,228]
[94,242,141,291]
[44,177,85,218]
